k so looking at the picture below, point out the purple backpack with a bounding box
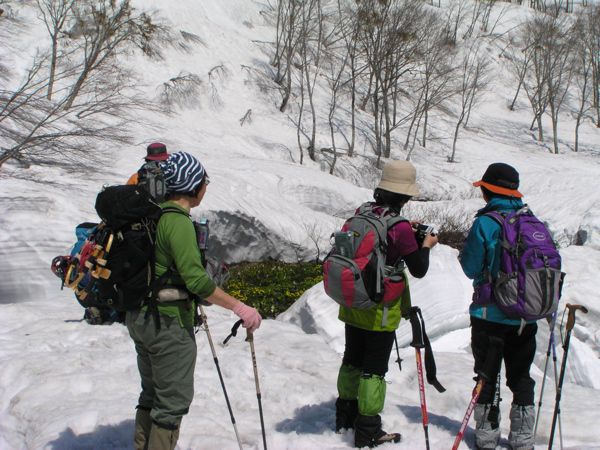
[477,206,563,321]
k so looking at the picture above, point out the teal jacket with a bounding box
[150,201,216,327]
[460,197,527,325]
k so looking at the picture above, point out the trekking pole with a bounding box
[548,304,588,450]
[198,305,243,450]
[408,307,430,450]
[393,334,403,372]
[224,319,267,450]
[534,314,563,448]
[452,336,504,450]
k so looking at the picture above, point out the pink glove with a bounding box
[232,302,262,333]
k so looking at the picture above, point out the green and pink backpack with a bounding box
[323,204,407,310]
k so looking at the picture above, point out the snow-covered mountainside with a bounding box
[1,0,600,449]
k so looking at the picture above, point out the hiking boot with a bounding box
[474,403,501,450]
[335,398,358,432]
[134,406,152,450]
[508,404,535,450]
[354,414,401,448]
[147,421,180,450]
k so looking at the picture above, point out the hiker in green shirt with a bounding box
[127,151,262,450]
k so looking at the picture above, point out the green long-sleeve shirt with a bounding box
[151,201,217,327]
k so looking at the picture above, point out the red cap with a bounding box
[145,142,169,161]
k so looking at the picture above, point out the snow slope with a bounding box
[1,0,600,449]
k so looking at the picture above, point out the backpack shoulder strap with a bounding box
[383,214,408,230]
[161,206,190,218]
[484,210,505,226]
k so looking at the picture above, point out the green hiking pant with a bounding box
[127,309,197,428]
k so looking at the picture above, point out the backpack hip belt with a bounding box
[157,287,190,303]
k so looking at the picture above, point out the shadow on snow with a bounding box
[275,398,335,435]
[47,420,133,450]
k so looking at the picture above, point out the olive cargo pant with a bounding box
[127,309,197,429]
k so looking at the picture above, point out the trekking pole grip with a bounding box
[565,303,588,331]
[409,306,425,349]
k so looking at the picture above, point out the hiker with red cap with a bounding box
[127,142,170,185]
[460,163,536,450]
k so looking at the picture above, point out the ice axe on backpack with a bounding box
[224,319,268,450]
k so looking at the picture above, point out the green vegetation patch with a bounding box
[224,261,323,318]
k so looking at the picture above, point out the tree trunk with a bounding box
[574,115,581,152]
[279,59,292,112]
[509,79,523,111]
[297,70,306,165]
[422,107,428,148]
[349,62,356,157]
[551,111,559,154]
[47,35,58,100]
[359,71,374,111]
[65,69,87,110]
[383,93,391,158]
[449,119,462,163]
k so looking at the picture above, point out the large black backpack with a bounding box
[61,185,174,312]
[93,184,163,311]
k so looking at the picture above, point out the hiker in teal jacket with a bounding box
[335,160,438,448]
[127,152,262,450]
[460,162,537,450]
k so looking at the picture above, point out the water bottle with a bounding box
[334,231,354,258]
[194,218,210,251]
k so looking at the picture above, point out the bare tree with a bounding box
[0,54,136,169]
[274,0,301,112]
[324,31,351,175]
[0,0,168,170]
[36,0,75,100]
[544,17,575,154]
[64,0,169,110]
[504,30,535,111]
[0,1,20,81]
[358,0,425,158]
[581,5,600,127]
[336,0,362,157]
[521,15,551,142]
[297,0,324,161]
[405,11,456,156]
[449,42,490,163]
[159,72,203,110]
[522,14,574,153]
[572,11,594,152]
[444,0,470,45]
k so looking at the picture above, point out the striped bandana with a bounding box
[161,151,206,194]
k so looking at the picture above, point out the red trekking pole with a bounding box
[452,336,503,450]
[409,307,431,450]
[548,304,588,449]
[408,307,446,450]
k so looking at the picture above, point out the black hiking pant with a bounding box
[342,325,396,377]
[471,317,537,406]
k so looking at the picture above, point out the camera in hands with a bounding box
[413,223,435,247]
